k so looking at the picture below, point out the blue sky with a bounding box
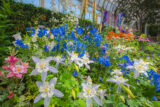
[17,0,101,23]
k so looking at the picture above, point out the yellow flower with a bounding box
[140,34,146,38]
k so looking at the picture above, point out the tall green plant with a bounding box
[0,0,13,64]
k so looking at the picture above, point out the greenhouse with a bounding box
[0,0,160,107]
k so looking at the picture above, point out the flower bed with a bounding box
[0,25,160,107]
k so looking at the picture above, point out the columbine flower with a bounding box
[126,59,149,78]
[30,56,58,81]
[107,76,129,91]
[98,89,107,100]
[46,41,56,51]
[111,69,122,76]
[67,51,82,67]
[52,56,65,67]
[80,53,94,70]
[79,76,102,107]
[34,77,64,107]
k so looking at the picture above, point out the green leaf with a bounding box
[116,102,128,107]
[152,101,160,107]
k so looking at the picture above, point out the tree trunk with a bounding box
[139,16,143,33]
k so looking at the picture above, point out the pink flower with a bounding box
[0,71,4,79]
[7,65,25,78]
[8,91,14,99]
[4,56,19,65]
[2,65,10,71]
[2,56,29,79]
[105,51,109,54]
[100,46,107,50]
[118,49,123,53]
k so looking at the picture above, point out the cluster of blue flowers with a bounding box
[37,28,49,37]
[25,25,111,67]
[26,27,35,36]
[15,40,29,49]
[148,69,160,92]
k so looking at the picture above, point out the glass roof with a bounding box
[15,0,119,24]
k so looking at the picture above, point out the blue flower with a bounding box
[44,45,49,52]
[76,26,83,35]
[89,28,97,35]
[73,69,78,77]
[104,60,111,67]
[38,28,48,37]
[15,40,29,49]
[122,56,129,61]
[99,77,103,83]
[152,95,158,101]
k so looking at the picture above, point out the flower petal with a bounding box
[41,71,47,82]
[53,89,64,97]
[46,56,54,62]
[48,66,58,73]
[93,95,102,106]
[30,69,39,75]
[92,85,100,89]
[49,77,57,85]
[34,94,42,103]
[32,56,40,63]
[36,81,42,88]
[78,92,84,98]
[44,97,51,107]
[86,97,92,107]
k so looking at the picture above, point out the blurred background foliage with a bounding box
[0,0,94,65]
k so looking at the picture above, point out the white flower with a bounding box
[67,51,82,67]
[30,56,58,81]
[12,33,21,40]
[34,77,64,107]
[33,44,38,49]
[52,56,65,67]
[32,35,38,42]
[98,89,107,100]
[79,76,102,107]
[80,53,94,70]
[114,45,134,51]
[50,34,54,39]
[107,76,129,91]
[114,45,126,50]
[47,41,55,51]
[126,59,149,78]
[111,69,122,76]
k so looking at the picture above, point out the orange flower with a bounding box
[106,31,134,40]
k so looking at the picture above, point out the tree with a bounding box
[116,0,160,32]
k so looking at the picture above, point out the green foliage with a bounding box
[0,0,13,64]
